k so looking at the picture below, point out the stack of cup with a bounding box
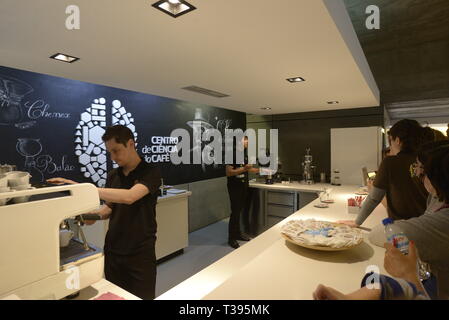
[6,171,33,203]
[0,174,12,206]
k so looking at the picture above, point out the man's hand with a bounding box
[384,241,419,282]
[244,164,252,171]
[47,177,78,185]
[336,220,359,228]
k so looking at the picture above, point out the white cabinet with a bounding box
[331,126,383,186]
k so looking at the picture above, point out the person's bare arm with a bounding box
[226,165,247,177]
[83,204,112,225]
[97,184,150,205]
[247,165,260,174]
[47,177,78,185]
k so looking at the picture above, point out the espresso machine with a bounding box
[0,184,104,300]
[301,148,316,184]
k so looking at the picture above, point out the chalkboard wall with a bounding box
[0,66,246,185]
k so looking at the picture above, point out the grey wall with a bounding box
[247,107,384,181]
[174,177,231,232]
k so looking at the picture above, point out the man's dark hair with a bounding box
[389,119,429,153]
[425,145,449,203]
[102,125,134,147]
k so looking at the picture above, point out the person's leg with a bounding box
[123,248,157,300]
[104,253,128,290]
[228,183,245,241]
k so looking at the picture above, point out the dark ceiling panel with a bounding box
[343,0,449,104]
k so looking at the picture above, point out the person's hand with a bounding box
[384,241,419,282]
[244,164,253,171]
[313,284,347,300]
[336,220,359,228]
[83,220,96,226]
[47,177,78,185]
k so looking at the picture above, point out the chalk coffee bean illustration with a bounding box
[75,98,137,187]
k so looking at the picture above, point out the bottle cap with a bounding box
[382,218,394,226]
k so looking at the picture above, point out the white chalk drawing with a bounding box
[16,138,75,182]
[186,108,232,172]
[0,74,36,129]
[75,98,137,187]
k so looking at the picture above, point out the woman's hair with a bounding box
[433,129,447,141]
[389,119,428,153]
[424,145,449,203]
[389,119,425,152]
[418,140,449,166]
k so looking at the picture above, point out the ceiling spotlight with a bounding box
[286,77,305,83]
[152,0,196,18]
[260,107,272,110]
[50,53,79,63]
[327,101,339,104]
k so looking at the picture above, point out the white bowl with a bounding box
[7,172,31,187]
[59,229,74,247]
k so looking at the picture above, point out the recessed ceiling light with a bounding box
[50,53,79,63]
[152,0,196,18]
[260,107,272,110]
[327,101,339,104]
[286,77,305,83]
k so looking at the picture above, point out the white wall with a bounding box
[331,126,382,185]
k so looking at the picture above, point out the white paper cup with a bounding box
[59,230,74,247]
[11,184,32,191]
[0,174,8,187]
[7,172,31,187]
[0,186,11,193]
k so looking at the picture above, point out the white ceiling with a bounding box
[0,0,379,115]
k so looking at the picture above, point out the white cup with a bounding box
[0,174,8,188]
[11,186,35,204]
[59,229,74,247]
[12,184,32,191]
[7,172,31,187]
[0,186,11,193]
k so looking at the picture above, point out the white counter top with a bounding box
[73,279,141,300]
[157,189,192,203]
[157,185,387,300]
[249,181,334,193]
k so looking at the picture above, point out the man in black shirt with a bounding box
[226,136,259,249]
[48,125,161,300]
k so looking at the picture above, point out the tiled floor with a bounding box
[156,218,243,297]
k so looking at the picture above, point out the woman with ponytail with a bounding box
[340,119,432,227]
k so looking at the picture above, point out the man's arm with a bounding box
[94,204,113,220]
[226,165,248,177]
[83,204,113,225]
[97,184,150,205]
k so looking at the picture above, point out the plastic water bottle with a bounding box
[382,218,409,254]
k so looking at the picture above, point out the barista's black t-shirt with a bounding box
[227,148,248,186]
[104,159,162,255]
